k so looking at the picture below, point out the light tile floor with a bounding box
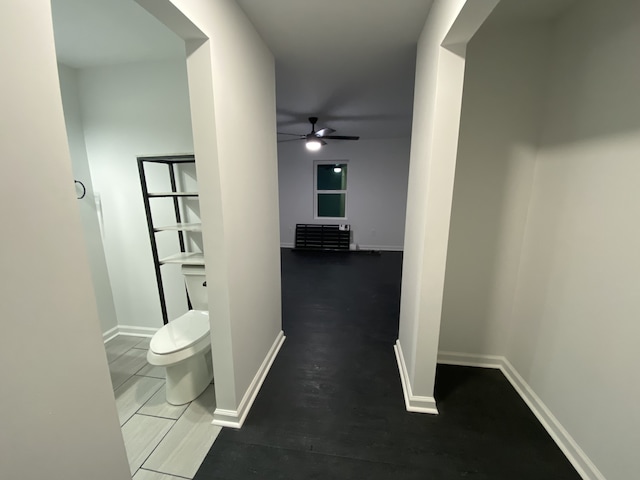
[105,335,222,479]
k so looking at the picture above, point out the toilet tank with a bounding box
[181,265,208,310]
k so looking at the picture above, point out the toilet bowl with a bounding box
[147,310,212,405]
[147,265,212,405]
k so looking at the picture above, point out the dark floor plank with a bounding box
[198,441,461,480]
[194,250,581,480]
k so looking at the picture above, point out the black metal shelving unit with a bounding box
[137,154,202,325]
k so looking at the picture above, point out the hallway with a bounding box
[194,250,580,479]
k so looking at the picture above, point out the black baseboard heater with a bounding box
[295,224,351,251]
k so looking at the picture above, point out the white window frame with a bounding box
[313,160,348,220]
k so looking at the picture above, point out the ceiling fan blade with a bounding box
[323,135,360,141]
[277,132,304,137]
[315,127,336,137]
[278,138,304,143]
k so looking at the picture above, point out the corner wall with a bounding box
[0,1,130,478]
[138,0,283,426]
[440,21,551,356]
[76,59,195,331]
[278,138,411,250]
[398,0,498,412]
[442,1,640,478]
[507,1,640,478]
[58,64,118,335]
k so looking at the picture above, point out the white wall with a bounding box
[139,0,283,425]
[398,0,465,407]
[397,0,497,410]
[76,59,195,331]
[0,1,130,479]
[440,21,551,355]
[58,64,119,335]
[506,1,640,478]
[278,138,411,250]
[441,1,640,478]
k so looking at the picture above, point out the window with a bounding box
[314,161,348,219]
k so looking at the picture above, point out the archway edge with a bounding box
[397,0,499,413]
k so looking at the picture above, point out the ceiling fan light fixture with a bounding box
[306,138,322,151]
[333,166,342,173]
[277,117,358,148]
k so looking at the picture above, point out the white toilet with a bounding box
[147,265,213,405]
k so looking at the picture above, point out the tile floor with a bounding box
[105,335,221,480]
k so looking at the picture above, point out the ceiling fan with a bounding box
[278,117,359,151]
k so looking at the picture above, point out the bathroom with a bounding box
[53,0,218,477]
[8,0,287,476]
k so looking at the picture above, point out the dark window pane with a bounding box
[317,164,347,190]
[318,193,346,218]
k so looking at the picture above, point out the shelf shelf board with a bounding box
[147,192,199,198]
[159,252,205,266]
[138,154,195,164]
[155,223,202,232]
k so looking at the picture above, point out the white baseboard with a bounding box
[358,244,404,252]
[437,351,504,369]
[437,351,605,480]
[212,330,285,429]
[103,325,158,343]
[281,243,404,252]
[102,326,119,343]
[393,340,439,414]
[116,325,158,337]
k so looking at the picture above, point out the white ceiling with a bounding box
[236,0,434,139]
[51,0,578,140]
[51,0,185,68]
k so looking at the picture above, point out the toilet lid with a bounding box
[150,310,210,355]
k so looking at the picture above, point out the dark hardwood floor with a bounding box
[194,249,581,479]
